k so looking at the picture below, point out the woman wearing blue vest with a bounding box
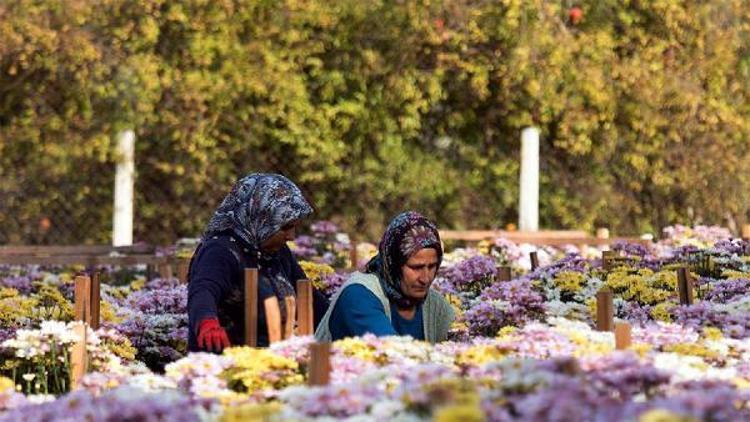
[187,173,327,352]
[315,211,455,343]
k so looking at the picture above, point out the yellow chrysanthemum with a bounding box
[456,345,511,366]
[477,240,492,255]
[0,294,38,324]
[130,279,146,290]
[100,301,122,324]
[650,303,673,322]
[434,403,485,422]
[663,343,719,359]
[334,337,377,361]
[722,269,748,280]
[497,326,517,338]
[630,343,653,358]
[586,297,597,320]
[221,402,282,422]
[404,378,482,420]
[702,327,723,341]
[732,377,750,390]
[554,271,586,293]
[298,261,336,291]
[0,377,15,392]
[638,409,698,422]
[222,347,303,392]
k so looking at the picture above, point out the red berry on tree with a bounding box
[568,6,583,25]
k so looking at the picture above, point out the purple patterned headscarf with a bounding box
[203,173,313,249]
[365,211,443,308]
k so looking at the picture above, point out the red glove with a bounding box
[197,318,231,352]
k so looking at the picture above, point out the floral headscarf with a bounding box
[202,174,313,324]
[203,173,313,249]
[365,211,443,308]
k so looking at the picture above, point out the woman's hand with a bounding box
[197,318,231,352]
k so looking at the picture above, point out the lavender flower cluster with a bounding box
[114,284,189,371]
[291,220,351,268]
[0,387,203,422]
[440,255,498,297]
[480,355,750,421]
[464,279,546,337]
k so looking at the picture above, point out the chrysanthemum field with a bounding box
[2,224,749,421]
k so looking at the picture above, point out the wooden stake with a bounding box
[308,342,331,386]
[264,297,282,344]
[244,268,258,347]
[74,275,91,324]
[596,289,614,331]
[296,279,314,335]
[497,266,512,282]
[283,296,296,339]
[614,322,632,350]
[177,260,190,284]
[530,251,539,271]
[602,250,614,272]
[741,224,750,240]
[349,238,358,269]
[677,267,694,305]
[70,322,88,390]
[158,263,172,280]
[90,272,101,330]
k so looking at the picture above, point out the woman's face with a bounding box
[260,221,299,253]
[399,248,439,301]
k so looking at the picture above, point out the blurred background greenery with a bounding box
[1,0,749,244]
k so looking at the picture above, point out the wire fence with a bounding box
[0,162,219,246]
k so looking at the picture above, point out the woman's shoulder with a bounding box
[426,289,454,313]
[346,271,379,285]
[335,272,384,301]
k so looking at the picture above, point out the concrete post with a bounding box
[113,129,135,246]
[519,127,540,231]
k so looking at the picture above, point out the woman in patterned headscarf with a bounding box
[315,211,455,343]
[188,173,327,352]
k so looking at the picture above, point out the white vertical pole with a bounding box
[519,127,539,232]
[113,129,135,246]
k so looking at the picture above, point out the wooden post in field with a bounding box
[602,250,614,272]
[177,260,190,283]
[158,263,172,280]
[90,272,101,330]
[349,237,358,269]
[244,268,258,347]
[264,298,282,344]
[308,342,331,386]
[70,322,88,390]
[677,267,694,306]
[296,279,314,335]
[530,251,539,271]
[614,322,632,350]
[497,266,512,282]
[74,275,92,324]
[596,289,614,331]
[741,224,750,240]
[283,296,296,339]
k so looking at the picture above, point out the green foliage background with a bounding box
[1,0,749,244]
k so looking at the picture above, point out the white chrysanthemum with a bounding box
[189,376,230,398]
[126,373,178,392]
[39,320,69,337]
[441,248,482,267]
[165,352,233,383]
[652,352,710,382]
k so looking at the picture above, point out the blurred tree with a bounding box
[1,0,749,244]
